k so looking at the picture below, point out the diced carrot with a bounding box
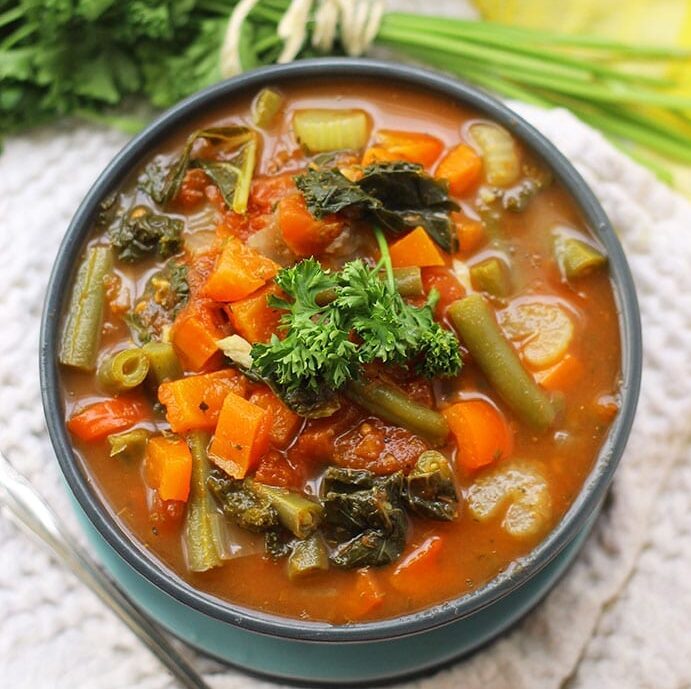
[389,226,446,268]
[277,193,343,257]
[443,399,513,471]
[435,144,483,196]
[346,569,385,620]
[67,397,146,442]
[421,266,465,319]
[204,237,279,302]
[455,216,486,253]
[227,283,284,344]
[145,436,193,502]
[209,392,272,478]
[535,354,584,392]
[361,145,399,167]
[375,130,444,168]
[254,450,303,488]
[158,369,247,433]
[171,301,226,372]
[390,536,444,595]
[249,388,302,448]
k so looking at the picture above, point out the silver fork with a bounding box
[0,449,212,689]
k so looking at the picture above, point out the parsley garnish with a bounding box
[251,228,461,416]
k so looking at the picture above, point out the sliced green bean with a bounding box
[59,246,113,372]
[346,380,449,446]
[97,348,150,392]
[556,238,608,280]
[287,533,329,580]
[184,431,228,572]
[142,341,183,387]
[252,88,284,128]
[315,266,423,306]
[251,482,322,539]
[470,257,511,297]
[448,295,555,431]
[107,428,150,462]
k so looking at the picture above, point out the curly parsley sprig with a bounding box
[250,227,461,416]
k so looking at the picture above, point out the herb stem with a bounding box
[373,226,395,293]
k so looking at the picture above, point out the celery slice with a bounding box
[293,109,369,153]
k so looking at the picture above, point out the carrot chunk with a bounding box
[277,193,343,257]
[361,145,399,167]
[346,569,386,620]
[158,369,246,433]
[375,130,444,168]
[171,301,225,372]
[535,354,584,392]
[67,397,146,442]
[389,226,446,268]
[204,237,279,302]
[209,391,272,478]
[227,283,284,344]
[443,399,513,471]
[390,536,444,595]
[455,216,486,253]
[249,388,302,448]
[435,144,483,196]
[145,435,193,502]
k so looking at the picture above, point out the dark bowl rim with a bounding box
[40,57,642,643]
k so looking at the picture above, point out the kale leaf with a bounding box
[404,451,459,521]
[109,204,183,263]
[295,162,460,252]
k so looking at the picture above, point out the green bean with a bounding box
[252,88,284,128]
[346,380,449,446]
[250,482,322,539]
[142,341,183,387]
[448,295,555,431]
[184,431,227,572]
[315,266,423,306]
[107,429,150,462]
[97,348,150,392]
[59,246,113,372]
[556,238,608,280]
[287,534,329,580]
[470,257,511,297]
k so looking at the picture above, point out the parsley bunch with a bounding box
[251,228,461,416]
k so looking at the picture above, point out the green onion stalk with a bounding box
[1,0,689,185]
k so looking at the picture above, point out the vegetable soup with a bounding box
[59,80,621,624]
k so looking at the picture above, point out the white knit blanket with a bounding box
[2,13,691,689]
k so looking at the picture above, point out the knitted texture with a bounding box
[1,18,691,689]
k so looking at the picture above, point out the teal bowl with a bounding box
[40,58,642,684]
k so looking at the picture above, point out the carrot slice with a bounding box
[277,193,343,257]
[171,301,225,372]
[389,226,446,268]
[145,435,193,502]
[390,536,444,595]
[204,237,279,302]
[158,369,247,433]
[435,144,483,196]
[249,388,302,448]
[375,130,444,168]
[346,569,386,620]
[209,391,272,478]
[67,397,145,442]
[227,283,284,344]
[535,354,584,392]
[443,399,513,471]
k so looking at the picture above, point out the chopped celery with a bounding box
[470,123,520,187]
[293,109,369,153]
[252,88,284,128]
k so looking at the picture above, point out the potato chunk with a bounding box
[466,460,551,538]
[500,301,574,370]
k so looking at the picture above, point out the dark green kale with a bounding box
[207,470,278,533]
[295,162,460,252]
[321,467,408,569]
[125,260,189,344]
[404,451,459,521]
[109,205,183,263]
